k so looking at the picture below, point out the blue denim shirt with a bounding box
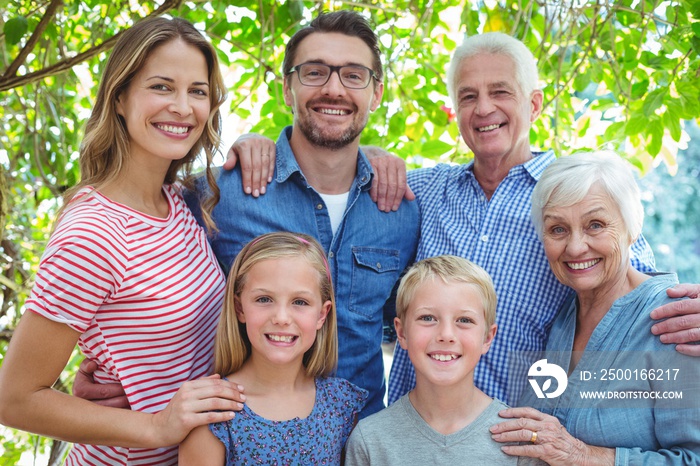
[185,127,419,417]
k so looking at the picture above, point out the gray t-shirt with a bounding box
[345,395,519,465]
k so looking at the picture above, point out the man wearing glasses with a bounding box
[186,10,419,418]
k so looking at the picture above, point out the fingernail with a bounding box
[237,402,244,409]
[245,186,252,194]
[660,334,669,343]
[253,189,259,197]
[651,324,659,334]
[260,186,266,194]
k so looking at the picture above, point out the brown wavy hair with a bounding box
[60,16,226,231]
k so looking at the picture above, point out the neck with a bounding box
[235,352,310,392]
[576,265,649,326]
[99,162,169,217]
[288,128,358,194]
[409,377,491,435]
[472,146,533,200]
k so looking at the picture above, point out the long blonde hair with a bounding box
[214,232,338,378]
[60,17,226,231]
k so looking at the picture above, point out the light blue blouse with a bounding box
[520,273,700,465]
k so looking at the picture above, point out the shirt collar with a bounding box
[273,126,373,189]
[462,149,556,182]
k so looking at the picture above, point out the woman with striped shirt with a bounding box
[0,16,243,465]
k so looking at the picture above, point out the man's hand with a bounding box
[224,133,276,197]
[73,359,130,409]
[651,283,700,356]
[362,145,415,212]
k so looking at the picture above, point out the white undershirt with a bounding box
[319,191,350,235]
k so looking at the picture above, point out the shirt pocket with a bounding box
[349,247,401,319]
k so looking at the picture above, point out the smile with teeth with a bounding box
[318,108,350,116]
[477,123,502,132]
[267,334,296,343]
[155,124,190,135]
[430,353,459,362]
[566,259,601,270]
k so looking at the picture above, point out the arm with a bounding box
[629,236,700,356]
[0,312,241,448]
[73,358,130,409]
[361,145,415,212]
[179,424,225,465]
[223,133,276,197]
[490,407,615,466]
[651,284,700,356]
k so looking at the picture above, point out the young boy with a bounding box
[345,255,516,464]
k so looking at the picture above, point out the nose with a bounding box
[565,230,589,256]
[169,91,193,117]
[436,321,456,343]
[321,70,347,96]
[474,94,496,117]
[272,304,292,325]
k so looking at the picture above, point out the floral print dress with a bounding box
[209,377,367,465]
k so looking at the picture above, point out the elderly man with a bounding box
[385,32,700,405]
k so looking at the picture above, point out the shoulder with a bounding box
[354,394,408,434]
[319,377,368,411]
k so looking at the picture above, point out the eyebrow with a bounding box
[303,60,369,68]
[458,81,515,95]
[146,76,209,86]
[544,206,608,221]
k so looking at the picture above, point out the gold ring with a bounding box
[530,431,538,443]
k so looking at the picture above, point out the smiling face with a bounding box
[542,183,633,299]
[236,257,331,368]
[395,278,496,389]
[283,32,383,150]
[454,53,542,167]
[116,38,210,170]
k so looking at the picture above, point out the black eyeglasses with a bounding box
[286,62,378,89]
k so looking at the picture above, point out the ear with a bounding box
[481,324,498,355]
[235,299,246,323]
[316,300,332,330]
[529,89,544,122]
[369,81,384,112]
[116,93,125,118]
[394,316,408,350]
[283,77,294,108]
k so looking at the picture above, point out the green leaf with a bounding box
[662,110,682,142]
[420,139,453,158]
[642,88,667,117]
[4,16,29,45]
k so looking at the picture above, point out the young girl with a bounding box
[179,232,368,464]
[0,17,243,465]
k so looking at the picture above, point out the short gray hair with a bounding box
[446,32,539,107]
[531,151,644,242]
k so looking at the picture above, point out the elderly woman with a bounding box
[490,151,700,465]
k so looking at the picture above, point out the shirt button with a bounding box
[481,235,489,242]
[329,252,334,258]
[316,203,323,210]
[376,262,382,269]
[361,176,368,183]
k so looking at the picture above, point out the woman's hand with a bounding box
[149,374,245,447]
[490,407,615,466]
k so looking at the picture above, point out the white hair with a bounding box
[446,32,540,107]
[531,151,644,242]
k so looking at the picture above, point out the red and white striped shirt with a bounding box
[26,185,225,465]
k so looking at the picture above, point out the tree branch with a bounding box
[0,0,182,93]
[2,0,64,79]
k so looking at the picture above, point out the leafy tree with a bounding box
[1,0,699,462]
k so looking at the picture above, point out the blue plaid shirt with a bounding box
[387,151,656,405]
